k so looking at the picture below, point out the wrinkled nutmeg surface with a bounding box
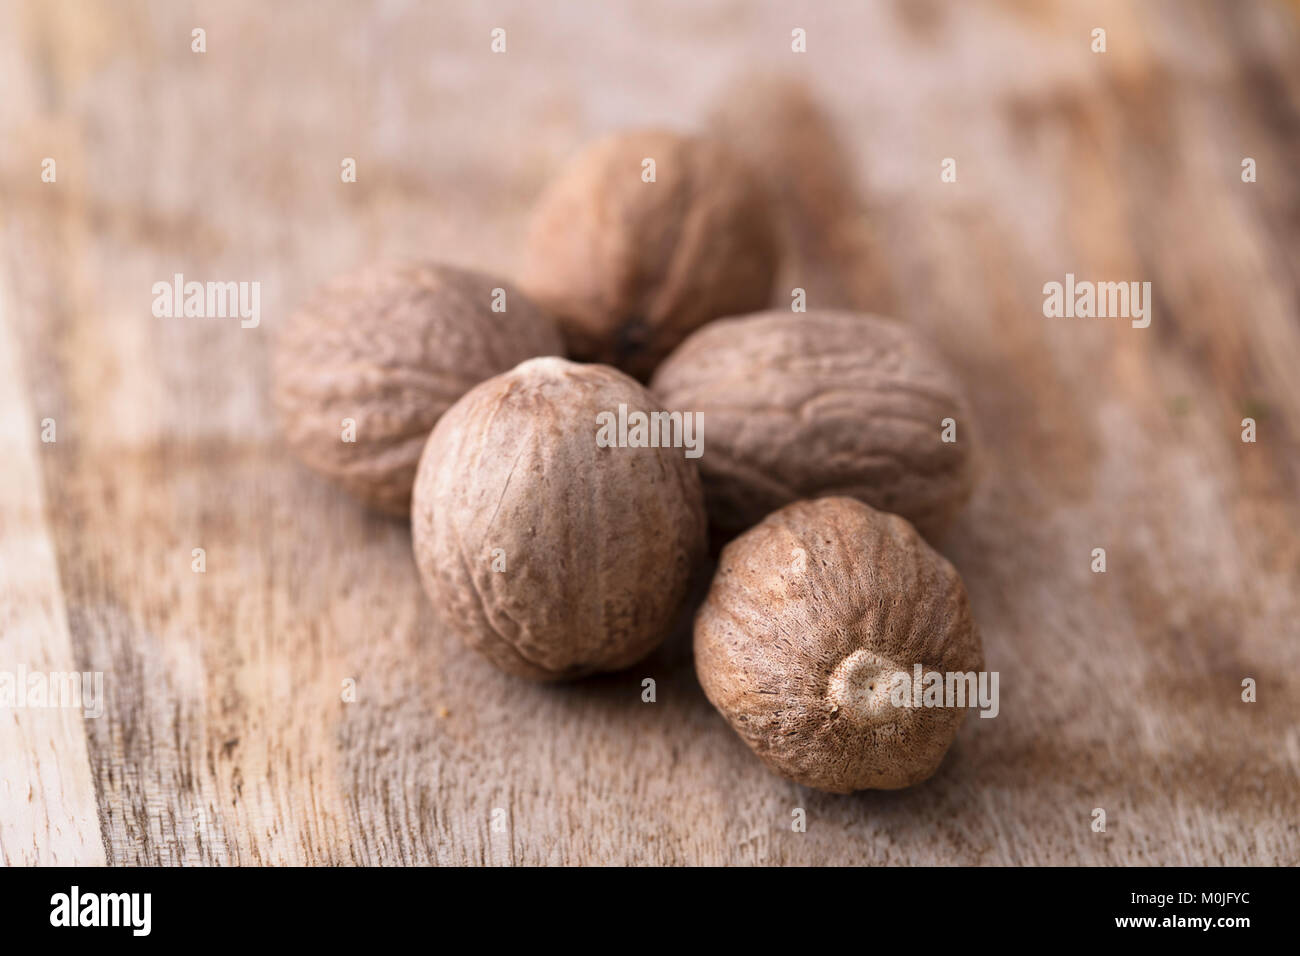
[411,357,707,680]
[651,310,973,539]
[520,129,780,380]
[694,497,984,792]
[273,261,562,515]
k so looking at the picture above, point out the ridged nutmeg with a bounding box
[273,261,563,515]
[520,129,780,380]
[694,497,984,792]
[411,357,707,680]
[651,310,973,539]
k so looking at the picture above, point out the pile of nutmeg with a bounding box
[274,129,982,794]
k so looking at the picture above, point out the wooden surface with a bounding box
[2,0,1298,865]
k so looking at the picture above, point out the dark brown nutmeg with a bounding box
[273,261,563,515]
[694,497,984,793]
[520,129,780,381]
[651,310,974,540]
[411,357,707,680]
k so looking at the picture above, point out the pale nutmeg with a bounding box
[520,129,781,380]
[411,357,707,680]
[273,261,563,515]
[694,497,984,793]
[651,310,973,539]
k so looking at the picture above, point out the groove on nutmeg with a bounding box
[411,356,707,681]
[272,260,563,516]
[693,496,984,793]
[519,129,781,381]
[651,309,974,540]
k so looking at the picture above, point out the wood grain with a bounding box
[0,0,1297,865]
[0,274,105,866]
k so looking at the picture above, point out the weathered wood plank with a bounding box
[0,0,1296,865]
[0,275,105,866]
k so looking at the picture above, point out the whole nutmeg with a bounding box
[273,261,562,515]
[694,497,984,793]
[411,357,707,680]
[520,129,780,380]
[651,310,973,539]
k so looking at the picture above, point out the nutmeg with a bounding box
[411,357,707,680]
[651,310,974,539]
[694,496,984,792]
[520,129,780,380]
[273,261,562,515]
